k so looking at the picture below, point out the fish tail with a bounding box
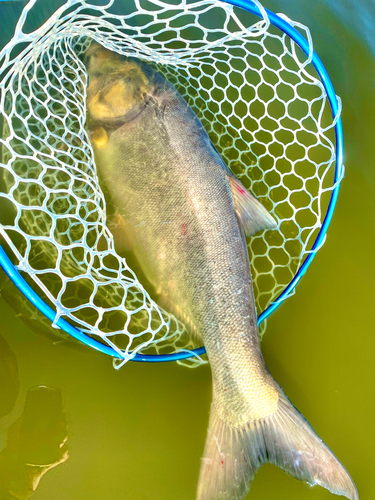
[197,394,358,500]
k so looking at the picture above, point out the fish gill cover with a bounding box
[0,0,339,367]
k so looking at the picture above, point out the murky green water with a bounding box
[0,1,374,499]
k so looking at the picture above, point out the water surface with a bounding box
[0,1,374,499]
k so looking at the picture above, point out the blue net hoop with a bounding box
[0,0,343,363]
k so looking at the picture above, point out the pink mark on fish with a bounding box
[235,184,247,195]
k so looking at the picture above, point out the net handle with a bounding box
[0,0,343,363]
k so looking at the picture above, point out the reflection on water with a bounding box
[267,0,375,59]
[0,335,19,421]
[0,385,68,500]
[0,333,68,500]
[0,271,72,346]
[0,0,374,499]
[322,0,375,59]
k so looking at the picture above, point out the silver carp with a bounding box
[85,43,357,500]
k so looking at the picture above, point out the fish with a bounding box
[84,42,358,500]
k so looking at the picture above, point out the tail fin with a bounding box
[197,395,358,500]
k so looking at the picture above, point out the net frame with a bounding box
[0,0,343,363]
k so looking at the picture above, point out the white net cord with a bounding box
[0,0,340,366]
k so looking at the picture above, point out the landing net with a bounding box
[0,0,342,367]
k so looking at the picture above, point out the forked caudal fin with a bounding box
[197,394,358,500]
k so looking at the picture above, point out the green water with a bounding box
[0,1,374,499]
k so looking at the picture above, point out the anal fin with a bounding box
[89,125,108,149]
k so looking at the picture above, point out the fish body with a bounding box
[85,43,357,500]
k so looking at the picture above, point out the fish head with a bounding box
[84,42,153,122]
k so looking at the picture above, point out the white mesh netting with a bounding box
[0,0,340,367]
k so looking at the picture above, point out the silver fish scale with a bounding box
[92,75,279,425]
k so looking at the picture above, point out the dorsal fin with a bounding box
[228,175,277,237]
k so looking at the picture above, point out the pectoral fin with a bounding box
[89,126,108,149]
[156,291,203,347]
[229,175,277,237]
